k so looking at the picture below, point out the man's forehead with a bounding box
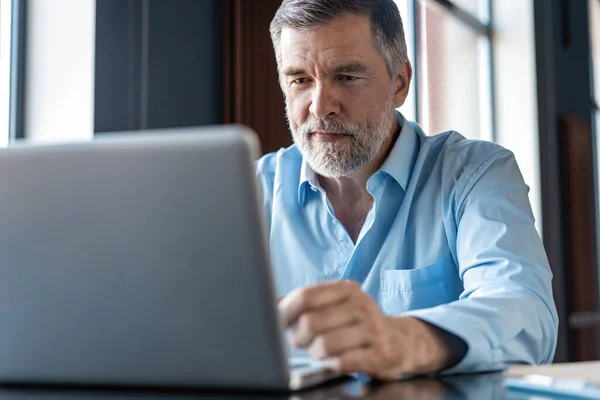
[281,28,370,47]
[282,43,365,66]
[280,15,375,67]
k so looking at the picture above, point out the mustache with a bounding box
[297,119,359,136]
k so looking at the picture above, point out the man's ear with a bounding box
[392,62,412,108]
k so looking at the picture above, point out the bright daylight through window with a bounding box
[394,0,494,141]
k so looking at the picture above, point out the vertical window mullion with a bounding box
[487,0,497,142]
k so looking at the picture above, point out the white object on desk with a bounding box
[505,361,600,399]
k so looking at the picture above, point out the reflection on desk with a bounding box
[0,372,523,400]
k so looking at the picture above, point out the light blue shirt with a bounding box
[255,112,558,373]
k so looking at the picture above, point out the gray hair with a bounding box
[270,0,409,78]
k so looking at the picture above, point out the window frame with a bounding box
[404,0,497,141]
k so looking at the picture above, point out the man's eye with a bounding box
[291,78,308,85]
[338,75,358,82]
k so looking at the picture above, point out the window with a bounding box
[0,0,13,147]
[394,0,494,140]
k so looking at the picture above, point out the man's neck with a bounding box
[319,120,401,206]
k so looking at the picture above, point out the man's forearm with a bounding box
[387,316,468,374]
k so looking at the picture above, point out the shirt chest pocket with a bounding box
[379,259,463,315]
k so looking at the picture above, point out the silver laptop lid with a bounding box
[0,125,289,390]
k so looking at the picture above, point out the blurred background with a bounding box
[0,0,598,364]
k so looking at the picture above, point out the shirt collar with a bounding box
[298,155,319,205]
[297,111,420,204]
[379,111,420,191]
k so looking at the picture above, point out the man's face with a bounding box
[280,13,409,178]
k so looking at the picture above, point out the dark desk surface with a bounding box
[0,373,562,400]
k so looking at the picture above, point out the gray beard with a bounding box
[287,100,396,178]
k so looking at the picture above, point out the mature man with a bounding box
[256,0,558,379]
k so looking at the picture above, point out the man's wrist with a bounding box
[416,317,468,371]
[388,316,468,374]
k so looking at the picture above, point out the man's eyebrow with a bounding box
[282,62,370,76]
[282,67,306,76]
[330,62,369,75]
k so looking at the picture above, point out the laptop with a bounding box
[0,125,340,391]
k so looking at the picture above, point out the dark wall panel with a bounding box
[94,0,223,133]
[94,0,142,132]
[146,0,222,129]
[534,0,597,362]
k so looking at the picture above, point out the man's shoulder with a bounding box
[424,130,513,169]
[255,144,303,176]
[420,130,522,203]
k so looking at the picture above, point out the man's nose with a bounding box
[309,83,340,120]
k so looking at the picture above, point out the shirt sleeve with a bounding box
[254,162,275,233]
[403,150,558,373]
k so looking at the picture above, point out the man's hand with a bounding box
[279,280,466,379]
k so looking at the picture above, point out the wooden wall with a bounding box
[223,0,292,155]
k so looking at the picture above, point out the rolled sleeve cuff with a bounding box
[403,307,507,374]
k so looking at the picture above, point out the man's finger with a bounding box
[324,347,378,375]
[307,322,371,359]
[326,347,406,380]
[290,299,363,347]
[279,280,359,326]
